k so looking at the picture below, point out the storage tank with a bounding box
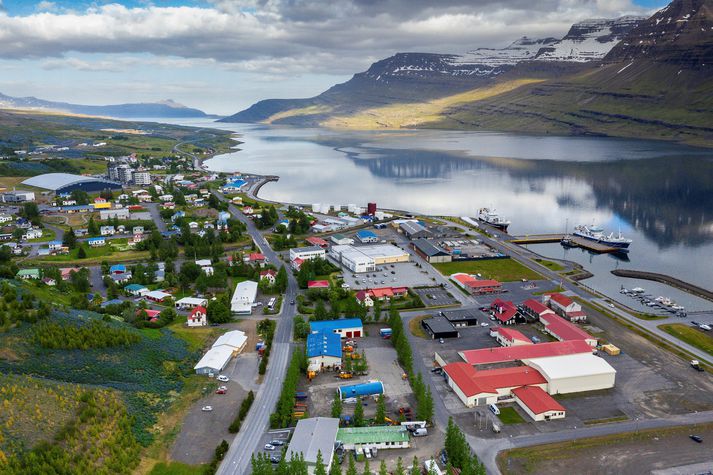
[338,381,384,399]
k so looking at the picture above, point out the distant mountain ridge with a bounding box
[0,93,212,119]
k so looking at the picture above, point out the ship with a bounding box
[477,208,510,231]
[573,224,632,249]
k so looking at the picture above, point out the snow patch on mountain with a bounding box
[449,37,558,67]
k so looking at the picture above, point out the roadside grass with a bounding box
[33,247,150,265]
[659,323,713,357]
[497,406,526,425]
[584,415,629,425]
[533,258,564,272]
[432,258,541,282]
[148,462,205,475]
[408,315,430,339]
[532,286,563,296]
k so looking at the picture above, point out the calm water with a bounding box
[173,120,713,311]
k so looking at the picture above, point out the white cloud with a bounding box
[36,1,57,12]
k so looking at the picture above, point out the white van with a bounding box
[412,428,428,437]
[489,404,500,416]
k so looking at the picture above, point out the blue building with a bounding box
[355,230,379,243]
[309,318,363,338]
[338,381,384,400]
[307,330,342,372]
[109,264,126,274]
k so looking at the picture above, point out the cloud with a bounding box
[35,1,57,12]
[0,1,652,76]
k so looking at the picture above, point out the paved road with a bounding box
[213,190,299,475]
[145,203,168,233]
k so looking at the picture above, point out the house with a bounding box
[16,268,41,280]
[355,290,374,307]
[132,226,144,235]
[490,299,518,325]
[307,330,342,373]
[42,277,57,286]
[543,293,587,322]
[493,327,532,347]
[367,287,408,301]
[291,257,305,271]
[0,214,13,223]
[100,226,115,236]
[330,234,353,246]
[289,246,326,263]
[92,197,111,209]
[450,273,502,295]
[110,273,132,285]
[175,297,208,310]
[22,229,43,240]
[146,290,172,303]
[259,269,277,285]
[124,283,149,296]
[242,206,254,215]
[520,299,556,322]
[48,240,64,251]
[137,308,161,323]
[231,280,258,314]
[305,236,329,249]
[87,237,106,247]
[60,267,81,280]
[421,316,460,339]
[247,253,267,266]
[196,259,214,276]
[162,202,175,210]
[355,230,379,243]
[109,264,126,275]
[187,306,207,327]
[307,280,330,289]
[309,318,363,338]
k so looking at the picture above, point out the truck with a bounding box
[379,328,392,339]
[295,392,308,400]
[691,360,705,372]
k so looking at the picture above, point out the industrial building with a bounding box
[307,330,342,373]
[230,280,258,314]
[338,381,384,400]
[289,246,326,262]
[524,353,616,394]
[543,293,587,322]
[337,426,410,451]
[520,299,556,322]
[194,330,247,375]
[440,309,479,327]
[22,173,122,193]
[309,318,363,338]
[451,273,502,295]
[330,234,354,245]
[0,190,35,202]
[492,327,532,347]
[355,230,379,243]
[512,386,566,421]
[411,239,451,263]
[457,340,593,366]
[421,316,460,339]
[329,244,409,273]
[539,313,598,347]
[399,221,431,239]
[286,418,340,474]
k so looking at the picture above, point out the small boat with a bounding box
[631,287,645,294]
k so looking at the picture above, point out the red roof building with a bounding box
[307,280,330,289]
[248,253,266,262]
[521,299,556,321]
[491,299,518,325]
[543,293,586,322]
[188,306,207,327]
[540,313,597,347]
[494,327,532,347]
[355,290,374,306]
[138,308,161,323]
[291,257,304,271]
[306,236,329,248]
[451,273,502,295]
[512,386,566,421]
[459,340,594,366]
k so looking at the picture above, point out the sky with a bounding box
[0,0,668,115]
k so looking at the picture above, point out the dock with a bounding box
[510,234,623,253]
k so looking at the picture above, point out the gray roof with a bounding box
[22,173,120,191]
[286,417,339,465]
[412,239,448,257]
[422,316,458,334]
[400,221,431,236]
[442,309,479,321]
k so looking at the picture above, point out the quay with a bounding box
[510,233,623,254]
[612,269,713,303]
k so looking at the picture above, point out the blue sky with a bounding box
[0,0,668,114]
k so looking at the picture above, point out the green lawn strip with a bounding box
[659,323,713,357]
[533,258,564,272]
[583,415,629,425]
[433,258,541,282]
[497,406,525,424]
[148,462,205,475]
[408,315,429,339]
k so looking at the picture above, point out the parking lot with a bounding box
[412,286,459,307]
[339,260,443,290]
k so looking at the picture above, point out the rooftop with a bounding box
[441,309,479,321]
[444,362,547,396]
[412,239,449,257]
[310,318,363,333]
[307,330,342,358]
[548,293,575,307]
[512,386,566,415]
[541,314,593,341]
[495,327,532,343]
[337,426,409,445]
[422,316,458,334]
[22,173,120,191]
[459,340,593,365]
[526,353,616,380]
[522,299,554,315]
[286,418,339,464]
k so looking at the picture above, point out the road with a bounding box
[144,202,168,233]
[213,190,299,475]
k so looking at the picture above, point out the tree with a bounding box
[77,245,87,259]
[422,386,434,425]
[207,299,231,324]
[375,394,386,425]
[409,456,420,475]
[21,202,40,220]
[315,450,327,475]
[314,300,328,321]
[445,417,472,470]
[346,456,358,475]
[62,227,77,249]
[88,217,99,236]
[329,460,342,475]
[331,392,342,419]
[394,458,405,475]
[379,460,388,475]
[353,396,364,427]
[362,459,371,475]
[373,298,382,321]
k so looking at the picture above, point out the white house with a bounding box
[175,297,208,310]
[289,246,326,263]
[22,229,43,240]
[231,280,258,315]
[187,306,207,327]
[87,237,106,247]
[0,214,12,223]
[260,269,277,285]
[100,226,115,236]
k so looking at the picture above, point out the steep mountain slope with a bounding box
[222,17,641,124]
[0,93,211,118]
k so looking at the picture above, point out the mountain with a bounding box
[0,93,211,118]
[221,16,643,124]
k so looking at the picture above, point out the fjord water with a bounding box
[192,121,713,310]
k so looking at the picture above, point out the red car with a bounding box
[215,388,227,395]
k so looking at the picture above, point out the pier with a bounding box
[612,269,713,303]
[510,233,623,253]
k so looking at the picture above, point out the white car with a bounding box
[217,375,229,382]
[264,444,276,451]
[480,322,489,327]
[201,406,213,412]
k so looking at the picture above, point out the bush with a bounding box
[228,390,255,433]
[32,320,140,349]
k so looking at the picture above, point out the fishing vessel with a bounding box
[477,208,511,231]
[573,224,632,249]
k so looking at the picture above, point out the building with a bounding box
[100,225,115,236]
[259,269,277,285]
[231,280,258,314]
[543,293,587,322]
[355,290,374,307]
[308,280,330,289]
[330,234,354,246]
[107,163,133,183]
[22,173,121,193]
[539,313,598,347]
[310,318,363,338]
[175,297,208,310]
[512,386,566,421]
[22,228,43,240]
[16,268,40,280]
[458,340,594,366]
[109,264,126,275]
[0,190,35,202]
[221,179,247,193]
[92,197,111,209]
[491,299,518,325]
[124,283,149,296]
[450,273,502,295]
[286,418,339,474]
[399,221,431,240]
[289,246,326,263]
[493,327,532,347]
[100,208,130,220]
[355,230,379,243]
[213,330,248,353]
[305,236,329,248]
[421,317,460,339]
[411,239,451,263]
[524,353,616,395]
[132,171,151,186]
[146,290,172,302]
[440,309,479,327]
[330,244,409,273]
[338,381,384,400]
[193,346,235,375]
[307,330,342,373]
[520,299,556,322]
[337,426,410,451]
[367,202,377,215]
[87,237,106,247]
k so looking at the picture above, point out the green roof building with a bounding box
[336,426,410,451]
[16,268,40,280]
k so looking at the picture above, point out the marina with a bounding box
[509,234,624,254]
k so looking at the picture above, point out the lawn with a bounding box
[148,462,205,475]
[408,315,429,339]
[497,406,526,425]
[433,258,541,282]
[533,258,564,272]
[659,323,713,357]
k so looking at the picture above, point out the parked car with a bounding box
[216,388,227,394]
[290,300,295,305]
[201,406,213,412]
[480,322,489,327]
[269,440,285,446]
[690,435,703,443]
[264,444,276,451]
[270,456,281,464]
[217,375,229,382]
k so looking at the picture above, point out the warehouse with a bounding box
[524,353,616,395]
[286,418,340,474]
[338,381,384,400]
[512,386,566,421]
[310,318,363,338]
[441,309,479,327]
[307,330,342,373]
[0,190,35,202]
[411,239,451,263]
[337,426,410,451]
[175,296,208,310]
[331,233,354,245]
[22,173,122,193]
[543,293,587,322]
[100,208,130,220]
[230,280,258,314]
[289,245,326,262]
[193,346,234,375]
[330,244,409,272]
[399,221,431,239]
[539,313,598,347]
[212,330,247,354]
[421,316,460,339]
[355,230,379,243]
[458,340,593,366]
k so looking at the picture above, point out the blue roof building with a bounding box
[222,179,246,191]
[355,230,378,243]
[338,381,384,400]
[109,264,126,274]
[307,331,342,359]
[309,318,363,338]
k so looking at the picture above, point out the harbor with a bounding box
[509,234,625,254]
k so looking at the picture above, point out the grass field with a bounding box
[148,462,205,475]
[659,323,713,357]
[533,258,564,272]
[433,258,541,282]
[498,406,526,425]
[408,315,430,339]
